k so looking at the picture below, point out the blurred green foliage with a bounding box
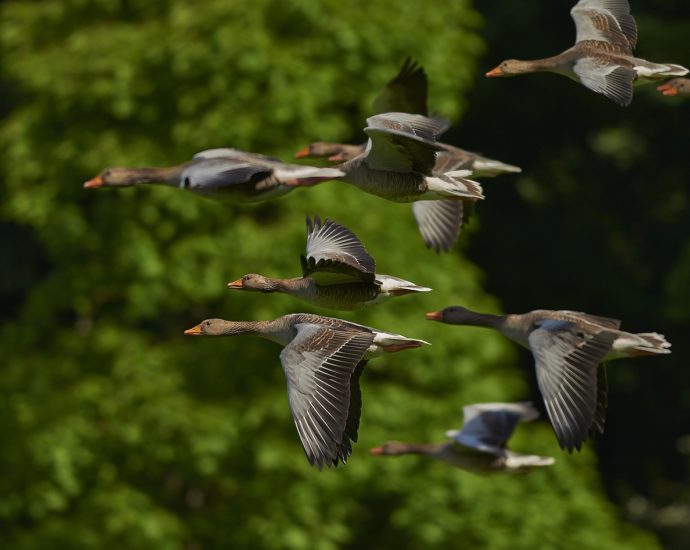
[0,0,682,548]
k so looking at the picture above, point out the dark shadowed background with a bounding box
[1,0,688,548]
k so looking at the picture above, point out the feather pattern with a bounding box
[571,0,637,52]
[301,216,376,284]
[412,200,465,252]
[451,402,539,454]
[529,321,618,451]
[280,325,375,468]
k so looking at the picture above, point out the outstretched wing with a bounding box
[453,402,540,453]
[279,324,374,468]
[573,59,635,106]
[334,360,369,464]
[528,319,617,452]
[372,58,429,116]
[571,0,637,53]
[364,113,448,173]
[411,200,466,252]
[301,216,376,284]
[181,159,274,190]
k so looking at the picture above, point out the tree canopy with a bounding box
[2,0,687,548]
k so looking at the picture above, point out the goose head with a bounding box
[486,60,533,77]
[369,442,417,456]
[184,319,232,336]
[227,273,279,293]
[425,305,477,323]
[84,167,139,188]
[657,78,689,97]
[294,142,340,159]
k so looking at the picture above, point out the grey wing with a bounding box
[590,363,608,436]
[334,360,368,463]
[372,58,429,116]
[279,324,374,468]
[301,216,376,284]
[364,113,448,173]
[454,404,535,452]
[193,148,283,163]
[367,112,449,142]
[528,319,618,452]
[412,200,465,252]
[561,311,622,330]
[573,59,635,106]
[434,148,475,174]
[180,159,274,190]
[571,0,636,52]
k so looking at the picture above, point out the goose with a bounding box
[297,141,521,179]
[332,112,485,252]
[486,0,688,106]
[425,305,671,451]
[657,78,690,97]
[295,142,367,163]
[228,215,431,311]
[84,148,343,203]
[184,314,429,468]
[295,58,521,177]
[370,402,555,474]
[294,113,485,252]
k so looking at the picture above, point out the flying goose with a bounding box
[184,314,429,468]
[228,215,431,311]
[425,306,671,451]
[295,59,521,175]
[486,0,688,106]
[294,113,485,252]
[657,78,690,97]
[84,148,343,203]
[370,402,555,474]
[297,140,521,179]
[294,60,518,251]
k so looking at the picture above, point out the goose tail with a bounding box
[624,332,672,356]
[424,171,484,200]
[375,274,432,296]
[471,159,522,178]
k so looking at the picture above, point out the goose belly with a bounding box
[300,283,380,311]
[191,184,292,204]
[343,168,425,202]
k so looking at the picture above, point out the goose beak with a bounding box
[425,310,443,321]
[485,66,504,78]
[83,175,104,189]
[657,83,678,96]
[184,324,203,336]
[227,278,244,289]
[284,176,330,187]
[369,446,384,456]
[294,146,311,159]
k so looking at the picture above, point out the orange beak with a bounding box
[425,311,443,321]
[294,146,311,159]
[657,83,678,96]
[284,176,332,187]
[227,278,244,289]
[485,66,504,78]
[83,175,104,189]
[369,446,384,456]
[184,324,203,336]
[327,153,345,162]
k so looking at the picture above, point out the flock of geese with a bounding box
[85,0,682,472]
